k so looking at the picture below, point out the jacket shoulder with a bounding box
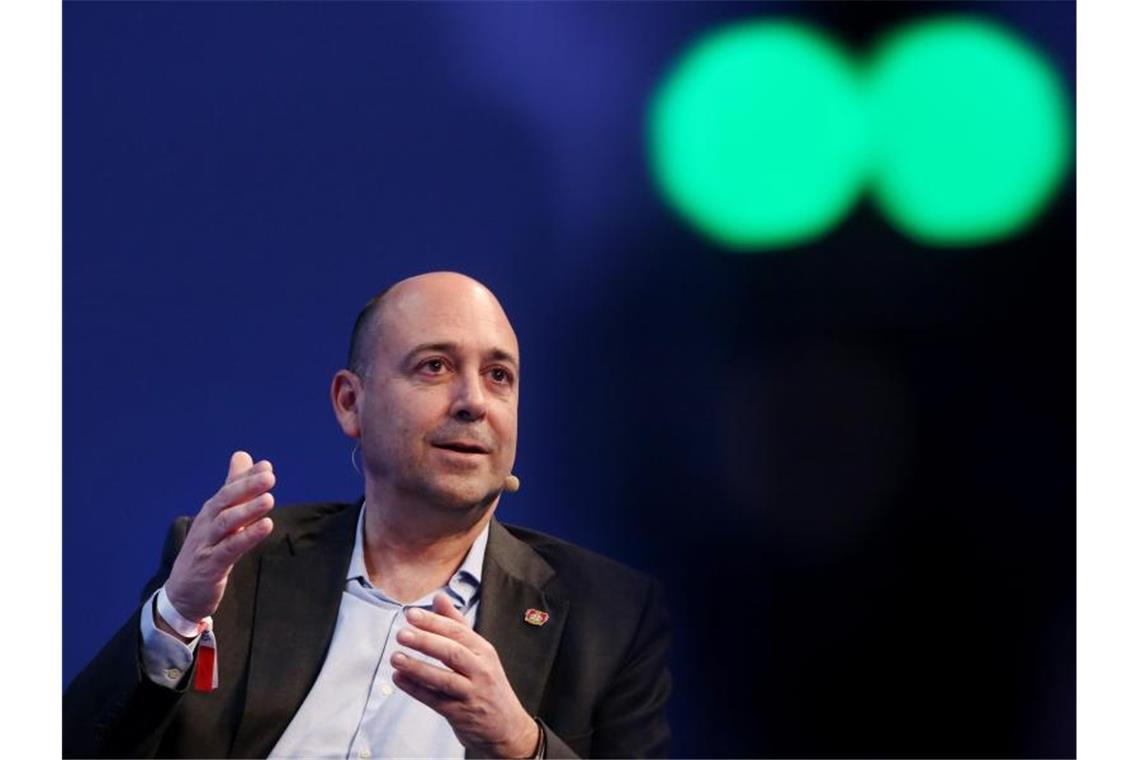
[497,522,660,601]
[267,500,358,530]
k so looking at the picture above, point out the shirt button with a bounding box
[380,681,393,696]
[358,749,371,759]
[164,668,181,680]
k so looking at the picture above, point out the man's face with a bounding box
[353,275,519,510]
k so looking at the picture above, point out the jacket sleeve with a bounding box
[566,578,672,759]
[63,517,195,758]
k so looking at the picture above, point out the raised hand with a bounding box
[391,594,541,759]
[162,451,276,627]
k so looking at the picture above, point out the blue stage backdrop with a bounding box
[64,2,1075,756]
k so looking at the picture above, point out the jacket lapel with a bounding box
[229,501,361,758]
[475,520,569,718]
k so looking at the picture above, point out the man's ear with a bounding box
[331,369,363,439]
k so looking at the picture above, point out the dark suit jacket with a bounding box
[64,501,671,758]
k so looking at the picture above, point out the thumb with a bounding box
[226,450,254,484]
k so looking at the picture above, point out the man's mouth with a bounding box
[432,441,490,455]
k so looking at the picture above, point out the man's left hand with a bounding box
[392,594,540,759]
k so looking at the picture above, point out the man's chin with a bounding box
[418,477,502,513]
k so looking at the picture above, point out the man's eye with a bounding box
[489,367,513,384]
[420,359,447,374]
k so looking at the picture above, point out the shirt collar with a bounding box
[346,501,489,606]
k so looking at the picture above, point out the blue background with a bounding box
[64,2,1075,756]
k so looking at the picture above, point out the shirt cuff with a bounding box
[139,587,201,689]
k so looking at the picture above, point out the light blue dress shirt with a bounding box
[140,504,488,759]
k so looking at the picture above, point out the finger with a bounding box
[211,516,274,568]
[205,470,276,518]
[246,459,273,476]
[226,451,254,484]
[210,492,275,544]
[406,605,481,652]
[433,593,472,626]
[390,651,469,699]
[391,669,459,716]
[396,625,479,676]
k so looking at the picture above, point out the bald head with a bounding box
[347,272,517,377]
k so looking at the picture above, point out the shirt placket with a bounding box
[346,595,404,760]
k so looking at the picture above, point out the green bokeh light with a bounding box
[648,21,867,250]
[866,17,1072,246]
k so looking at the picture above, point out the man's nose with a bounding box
[449,370,487,422]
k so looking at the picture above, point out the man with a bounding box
[64,272,671,758]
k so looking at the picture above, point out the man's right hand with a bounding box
[161,451,276,629]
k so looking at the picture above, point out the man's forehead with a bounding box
[372,274,519,359]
